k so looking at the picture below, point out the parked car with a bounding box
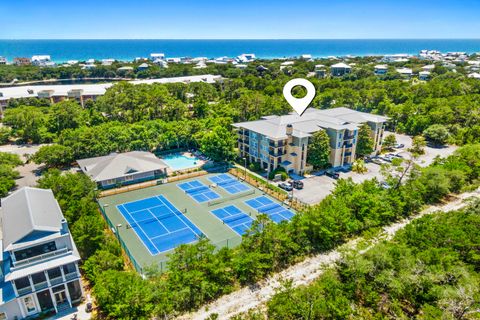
[380,181,391,189]
[394,143,405,149]
[325,169,340,179]
[289,180,304,189]
[382,155,394,162]
[371,157,385,165]
[279,182,293,191]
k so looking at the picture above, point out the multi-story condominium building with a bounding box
[233,107,388,175]
[0,187,83,319]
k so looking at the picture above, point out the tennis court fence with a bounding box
[207,189,255,206]
[97,201,144,275]
[97,200,244,277]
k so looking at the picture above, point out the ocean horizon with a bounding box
[1,39,480,63]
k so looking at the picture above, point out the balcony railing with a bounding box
[13,248,70,269]
[33,281,49,291]
[16,286,32,296]
[49,276,64,286]
[64,271,79,281]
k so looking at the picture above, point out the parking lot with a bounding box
[288,132,458,205]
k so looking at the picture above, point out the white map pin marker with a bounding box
[283,78,316,116]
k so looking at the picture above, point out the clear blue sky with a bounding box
[1,0,479,39]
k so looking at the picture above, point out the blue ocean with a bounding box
[0,39,479,62]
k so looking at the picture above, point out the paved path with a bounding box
[179,189,480,320]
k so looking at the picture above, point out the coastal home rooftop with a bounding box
[77,151,168,189]
[0,187,83,319]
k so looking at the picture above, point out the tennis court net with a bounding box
[224,213,250,225]
[127,211,179,228]
[207,189,255,206]
[185,185,209,195]
[258,203,282,214]
[217,179,238,187]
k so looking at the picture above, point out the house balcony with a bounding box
[269,150,286,157]
[343,143,353,148]
[64,271,80,281]
[17,286,33,296]
[344,134,355,140]
[12,248,70,270]
[269,141,285,148]
[49,276,64,286]
[33,281,49,291]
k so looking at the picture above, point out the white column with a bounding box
[64,283,72,308]
[49,287,58,313]
[16,298,26,319]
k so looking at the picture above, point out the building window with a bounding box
[14,277,31,291]
[31,272,47,286]
[23,296,37,313]
[67,280,82,301]
[47,267,62,282]
[36,289,54,312]
[14,241,57,261]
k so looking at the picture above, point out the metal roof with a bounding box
[77,151,168,182]
[1,188,64,251]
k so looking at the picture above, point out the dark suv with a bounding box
[289,180,304,189]
[325,169,340,179]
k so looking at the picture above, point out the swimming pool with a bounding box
[162,153,201,171]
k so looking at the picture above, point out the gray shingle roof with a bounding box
[1,187,64,251]
[233,107,387,139]
[77,151,168,182]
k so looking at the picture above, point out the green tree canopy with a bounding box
[199,126,236,162]
[382,133,397,150]
[307,130,331,169]
[355,123,374,157]
[423,124,450,146]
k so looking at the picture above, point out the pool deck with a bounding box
[162,151,207,174]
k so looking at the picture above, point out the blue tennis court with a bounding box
[177,180,220,203]
[117,195,202,255]
[245,196,295,223]
[211,205,254,235]
[208,173,250,194]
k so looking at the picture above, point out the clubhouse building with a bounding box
[233,107,388,175]
[0,188,83,319]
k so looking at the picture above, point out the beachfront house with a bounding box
[330,62,352,77]
[31,55,54,67]
[77,151,168,189]
[233,107,388,175]
[0,187,83,319]
[236,54,256,63]
[0,57,6,65]
[13,58,31,66]
[150,53,165,61]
